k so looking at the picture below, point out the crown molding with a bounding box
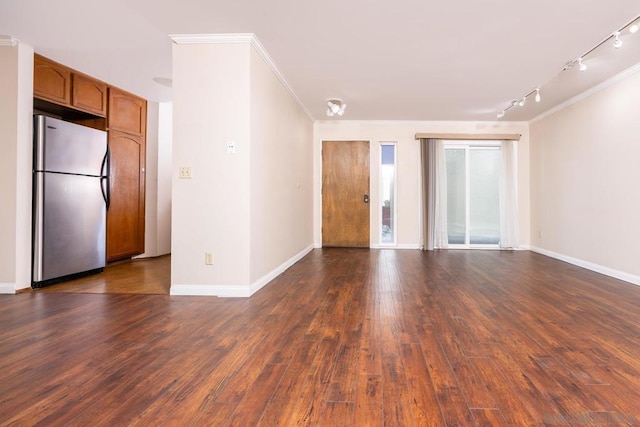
[169,33,314,121]
[0,35,18,47]
[530,61,640,124]
[169,33,255,45]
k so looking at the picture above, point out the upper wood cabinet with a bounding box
[108,88,147,136]
[33,54,108,118]
[72,73,108,117]
[33,54,71,106]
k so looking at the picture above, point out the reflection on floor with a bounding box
[32,255,170,295]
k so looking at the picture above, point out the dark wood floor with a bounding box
[1,249,640,426]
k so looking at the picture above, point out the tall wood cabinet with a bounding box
[33,54,147,262]
[107,88,147,261]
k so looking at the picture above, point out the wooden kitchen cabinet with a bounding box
[107,130,146,261]
[72,73,107,117]
[33,54,71,106]
[108,87,147,136]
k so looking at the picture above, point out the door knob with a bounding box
[364,194,369,203]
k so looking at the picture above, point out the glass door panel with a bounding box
[445,148,466,245]
[469,148,500,245]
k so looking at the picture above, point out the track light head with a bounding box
[577,57,588,71]
[326,99,347,117]
[613,31,623,48]
[518,97,526,107]
[535,88,541,103]
[631,24,640,34]
[497,111,505,119]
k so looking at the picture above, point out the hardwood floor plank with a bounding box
[353,374,383,426]
[415,324,474,426]
[322,401,354,426]
[400,342,445,426]
[471,408,510,426]
[381,355,415,426]
[227,363,287,426]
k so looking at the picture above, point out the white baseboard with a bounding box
[249,244,314,295]
[170,245,314,297]
[370,244,420,250]
[529,246,640,287]
[0,283,16,294]
[170,284,251,297]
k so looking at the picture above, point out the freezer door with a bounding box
[33,172,106,282]
[35,115,107,176]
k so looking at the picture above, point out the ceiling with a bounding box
[1,0,639,121]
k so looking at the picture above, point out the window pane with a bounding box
[469,149,500,245]
[381,145,395,244]
[446,149,466,244]
[381,145,395,165]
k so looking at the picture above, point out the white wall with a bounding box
[136,101,172,258]
[157,102,173,255]
[314,121,531,249]
[249,48,314,283]
[171,37,313,296]
[0,42,33,293]
[172,42,252,292]
[530,69,640,281]
[138,101,159,258]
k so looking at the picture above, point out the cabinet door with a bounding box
[72,73,107,117]
[33,54,71,106]
[107,130,146,261]
[108,88,147,136]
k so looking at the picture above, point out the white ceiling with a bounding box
[1,0,639,121]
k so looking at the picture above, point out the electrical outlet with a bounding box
[179,166,192,179]
[205,252,214,265]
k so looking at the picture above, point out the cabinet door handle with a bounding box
[364,194,369,203]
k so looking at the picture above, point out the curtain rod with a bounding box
[415,133,521,141]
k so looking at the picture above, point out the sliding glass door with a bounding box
[445,145,500,247]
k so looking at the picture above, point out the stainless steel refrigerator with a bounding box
[32,115,110,288]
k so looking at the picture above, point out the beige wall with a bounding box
[249,48,314,283]
[314,121,531,249]
[171,38,313,296]
[530,70,640,279]
[0,42,33,293]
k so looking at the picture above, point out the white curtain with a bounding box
[499,140,520,248]
[424,139,448,250]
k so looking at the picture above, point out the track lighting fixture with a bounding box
[613,32,623,48]
[496,13,639,119]
[326,99,347,117]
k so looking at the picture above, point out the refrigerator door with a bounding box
[33,172,106,283]
[35,115,107,176]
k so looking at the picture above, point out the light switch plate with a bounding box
[227,141,236,154]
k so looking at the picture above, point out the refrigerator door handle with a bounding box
[100,145,111,210]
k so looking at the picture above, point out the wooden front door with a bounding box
[322,141,370,247]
